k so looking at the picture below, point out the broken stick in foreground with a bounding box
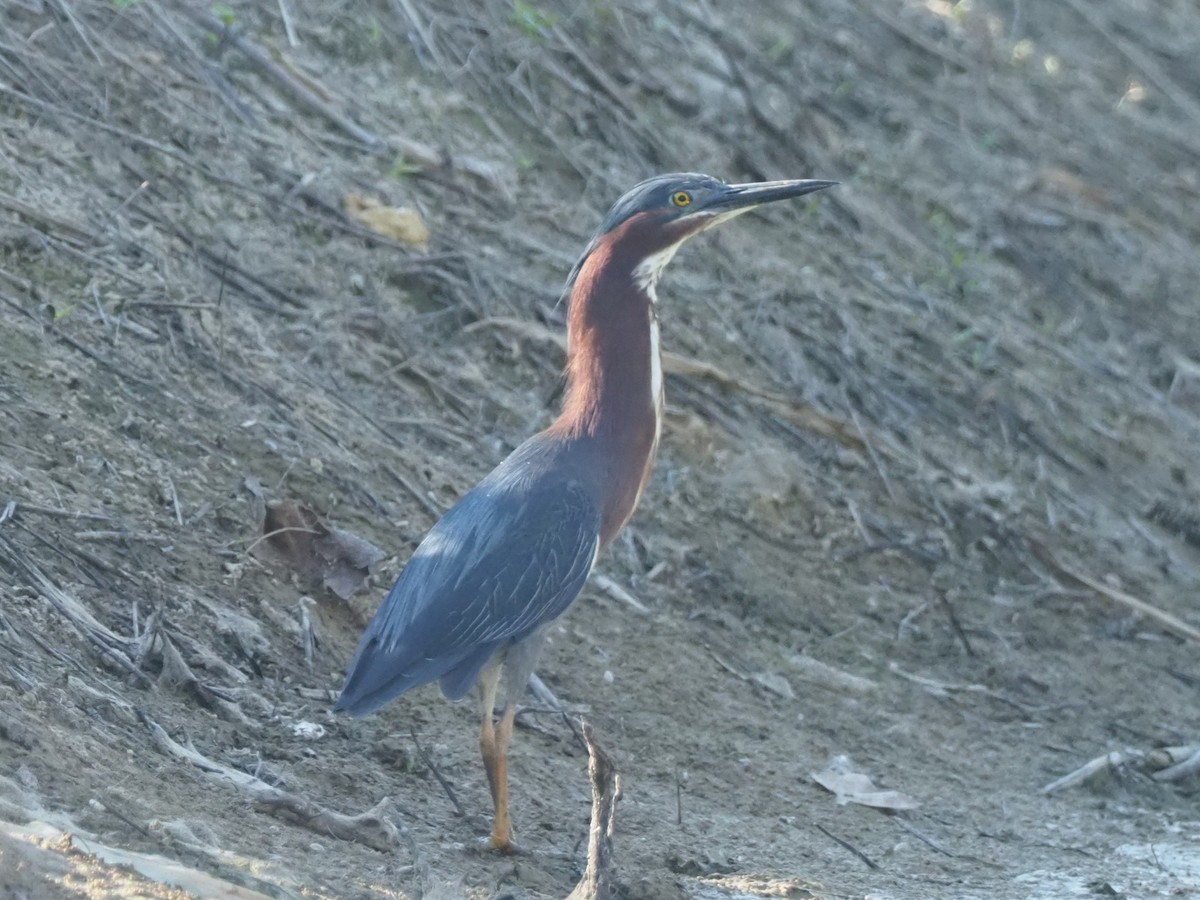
[568,721,621,900]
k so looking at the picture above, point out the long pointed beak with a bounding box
[704,178,838,214]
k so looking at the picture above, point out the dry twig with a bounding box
[812,821,877,870]
[138,711,402,852]
[175,9,385,151]
[0,536,149,684]
[1031,543,1200,643]
[1150,746,1200,783]
[1042,750,1138,794]
[590,574,650,615]
[409,726,468,821]
[567,721,622,900]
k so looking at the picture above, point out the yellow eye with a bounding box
[671,190,692,208]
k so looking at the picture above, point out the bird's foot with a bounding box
[480,830,524,855]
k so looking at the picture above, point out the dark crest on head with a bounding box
[563,173,727,295]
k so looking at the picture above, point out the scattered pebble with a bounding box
[291,721,326,740]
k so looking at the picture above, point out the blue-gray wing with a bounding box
[334,474,600,715]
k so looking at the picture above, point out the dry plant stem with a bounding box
[1044,744,1200,789]
[789,655,878,694]
[548,24,637,118]
[0,291,155,387]
[567,721,621,900]
[409,726,468,820]
[935,589,975,657]
[1041,750,1131,794]
[812,821,877,870]
[0,83,227,181]
[382,463,444,521]
[138,710,401,852]
[0,189,93,244]
[174,9,385,151]
[590,574,650,615]
[675,771,684,826]
[888,662,1048,713]
[1147,500,1200,549]
[2,502,113,522]
[74,530,169,543]
[1146,745,1200,770]
[893,816,956,857]
[526,672,563,711]
[298,597,316,671]
[1032,543,1200,642]
[389,0,445,71]
[0,536,150,684]
[846,394,896,501]
[276,0,298,48]
[1151,747,1200,783]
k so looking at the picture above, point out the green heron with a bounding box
[336,173,835,851]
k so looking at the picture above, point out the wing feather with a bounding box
[335,471,600,715]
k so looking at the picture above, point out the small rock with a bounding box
[291,721,326,740]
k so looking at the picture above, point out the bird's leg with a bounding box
[477,669,517,852]
[486,701,518,851]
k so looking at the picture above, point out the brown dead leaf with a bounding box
[251,500,385,600]
[343,192,429,249]
[811,756,920,810]
[254,499,322,571]
[314,528,387,600]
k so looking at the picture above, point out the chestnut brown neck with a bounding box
[547,226,666,545]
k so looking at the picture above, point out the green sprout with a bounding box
[766,35,793,63]
[388,157,421,180]
[211,3,236,27]
[508,0,558,39]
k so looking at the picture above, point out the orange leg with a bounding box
[478,671,518,852]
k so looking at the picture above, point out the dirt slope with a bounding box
[1,1,1199,898]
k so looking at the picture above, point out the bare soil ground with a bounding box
[2,1,1199,898]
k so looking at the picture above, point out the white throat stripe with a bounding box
[632,239,686,296]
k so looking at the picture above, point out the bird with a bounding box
[335,172,836,852]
